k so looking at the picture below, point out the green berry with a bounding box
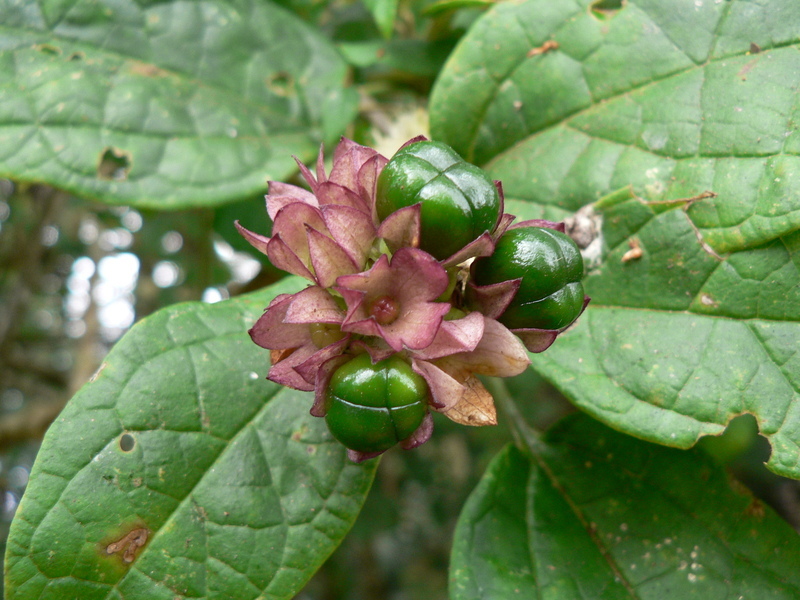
[325,354,429,454]
[376,141,501,260]
[472,227,585,330]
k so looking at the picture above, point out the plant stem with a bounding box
[482,376,542,453]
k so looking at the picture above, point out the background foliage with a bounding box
[2,0,799,598]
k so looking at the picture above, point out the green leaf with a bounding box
[0,0,357,209]
[451,414,800,599]
[430,0,800,477]
[363,0,399,39]
[422,1,495,19]
[338,39,455,78]
[431,0,800,252]
[4,277,377,600]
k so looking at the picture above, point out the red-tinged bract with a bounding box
[238,137,589,460]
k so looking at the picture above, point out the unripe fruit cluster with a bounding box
[324,140,586,456]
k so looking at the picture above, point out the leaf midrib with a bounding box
[510,410,800,596]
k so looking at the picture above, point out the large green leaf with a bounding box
[430,0,800,477]
[4,277,377,600]
[363,0,399,39]
[451,414,800,599]
[0,0,357,209]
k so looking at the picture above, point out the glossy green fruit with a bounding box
[472,227,585,330]
[376,140,501,260]
[325,353,429,454]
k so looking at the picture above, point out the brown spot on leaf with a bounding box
[745,498,765,519]
[128,60,169,77]
[621,238,642,263]
[700,293,718,307]
[106,527,149,564]
[195,504,208,522]
[527,40,559,57]
[737,58,760,80]
[291,424,310,442]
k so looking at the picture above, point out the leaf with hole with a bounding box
[0,0,357,208]
[3,277,377,600]
[429,0,800,477]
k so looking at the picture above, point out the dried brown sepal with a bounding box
[270,348,296,366]
[440,375,497,427]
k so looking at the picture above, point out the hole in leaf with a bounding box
[267,71,295,97]
[698,414,800,527]
[590,0,625,19]
[119,433,136,452]
[699,414,759,464]
[68,51,85,61]
[34,43,61,56]
[97,147,132,181]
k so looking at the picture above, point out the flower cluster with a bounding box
[238,137,588,461]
